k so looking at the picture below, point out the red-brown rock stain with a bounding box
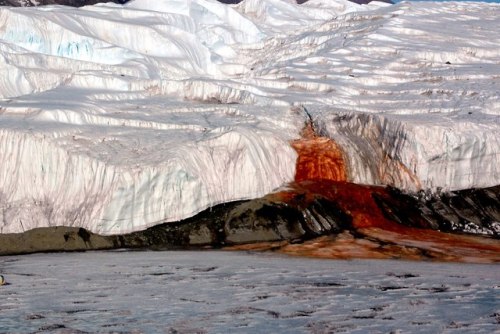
[291,123,347,183]
[274,124,500,263]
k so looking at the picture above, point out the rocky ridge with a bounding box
[1,182,498,261]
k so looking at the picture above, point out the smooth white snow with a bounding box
[0,0,499,234]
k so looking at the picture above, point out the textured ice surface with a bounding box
[0,0,499,234]
[0,251,499,333]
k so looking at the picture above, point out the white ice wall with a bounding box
[0,0,499,234]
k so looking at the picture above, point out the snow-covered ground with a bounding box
[0,0,499,234]
[0,251,498,333]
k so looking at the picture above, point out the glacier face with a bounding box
[0,0,499,234]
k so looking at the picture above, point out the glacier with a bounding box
[0,0,499,235]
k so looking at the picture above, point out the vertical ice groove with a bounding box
[314,110,499,192]
[0,0,499,234]
[0,129,118,233]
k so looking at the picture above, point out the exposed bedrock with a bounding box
[0,187,351,255]
[1,182,498,258]
[375,186,500,236]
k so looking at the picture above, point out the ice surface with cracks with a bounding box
[0,0,499,234]
[0,251,499,333]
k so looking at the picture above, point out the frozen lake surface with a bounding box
[0,251,498,333]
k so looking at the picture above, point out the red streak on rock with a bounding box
[276,125,500,263]
[256,181,500,263]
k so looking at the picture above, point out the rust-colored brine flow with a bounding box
[274,124,500,263]
[291,123,347,182]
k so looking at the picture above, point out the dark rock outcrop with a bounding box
[0,193,350,255]
[0,183,498,257]
[374,186,500,237]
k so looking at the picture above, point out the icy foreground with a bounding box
[0,0,499,234]
[1,251,499,333]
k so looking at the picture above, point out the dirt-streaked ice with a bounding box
[0,0,499,234]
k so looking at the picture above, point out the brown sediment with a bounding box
[245,124,500,263]
[229,181,500,263]
[278,232,500,263]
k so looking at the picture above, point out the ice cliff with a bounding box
[0,0,498,234]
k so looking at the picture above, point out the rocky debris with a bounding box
[0,182,498,258]
[0,187,327,254]
[223,195,351,244]
[374,186,500,237]
[0,193,349,255]
[0,226,116,255]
